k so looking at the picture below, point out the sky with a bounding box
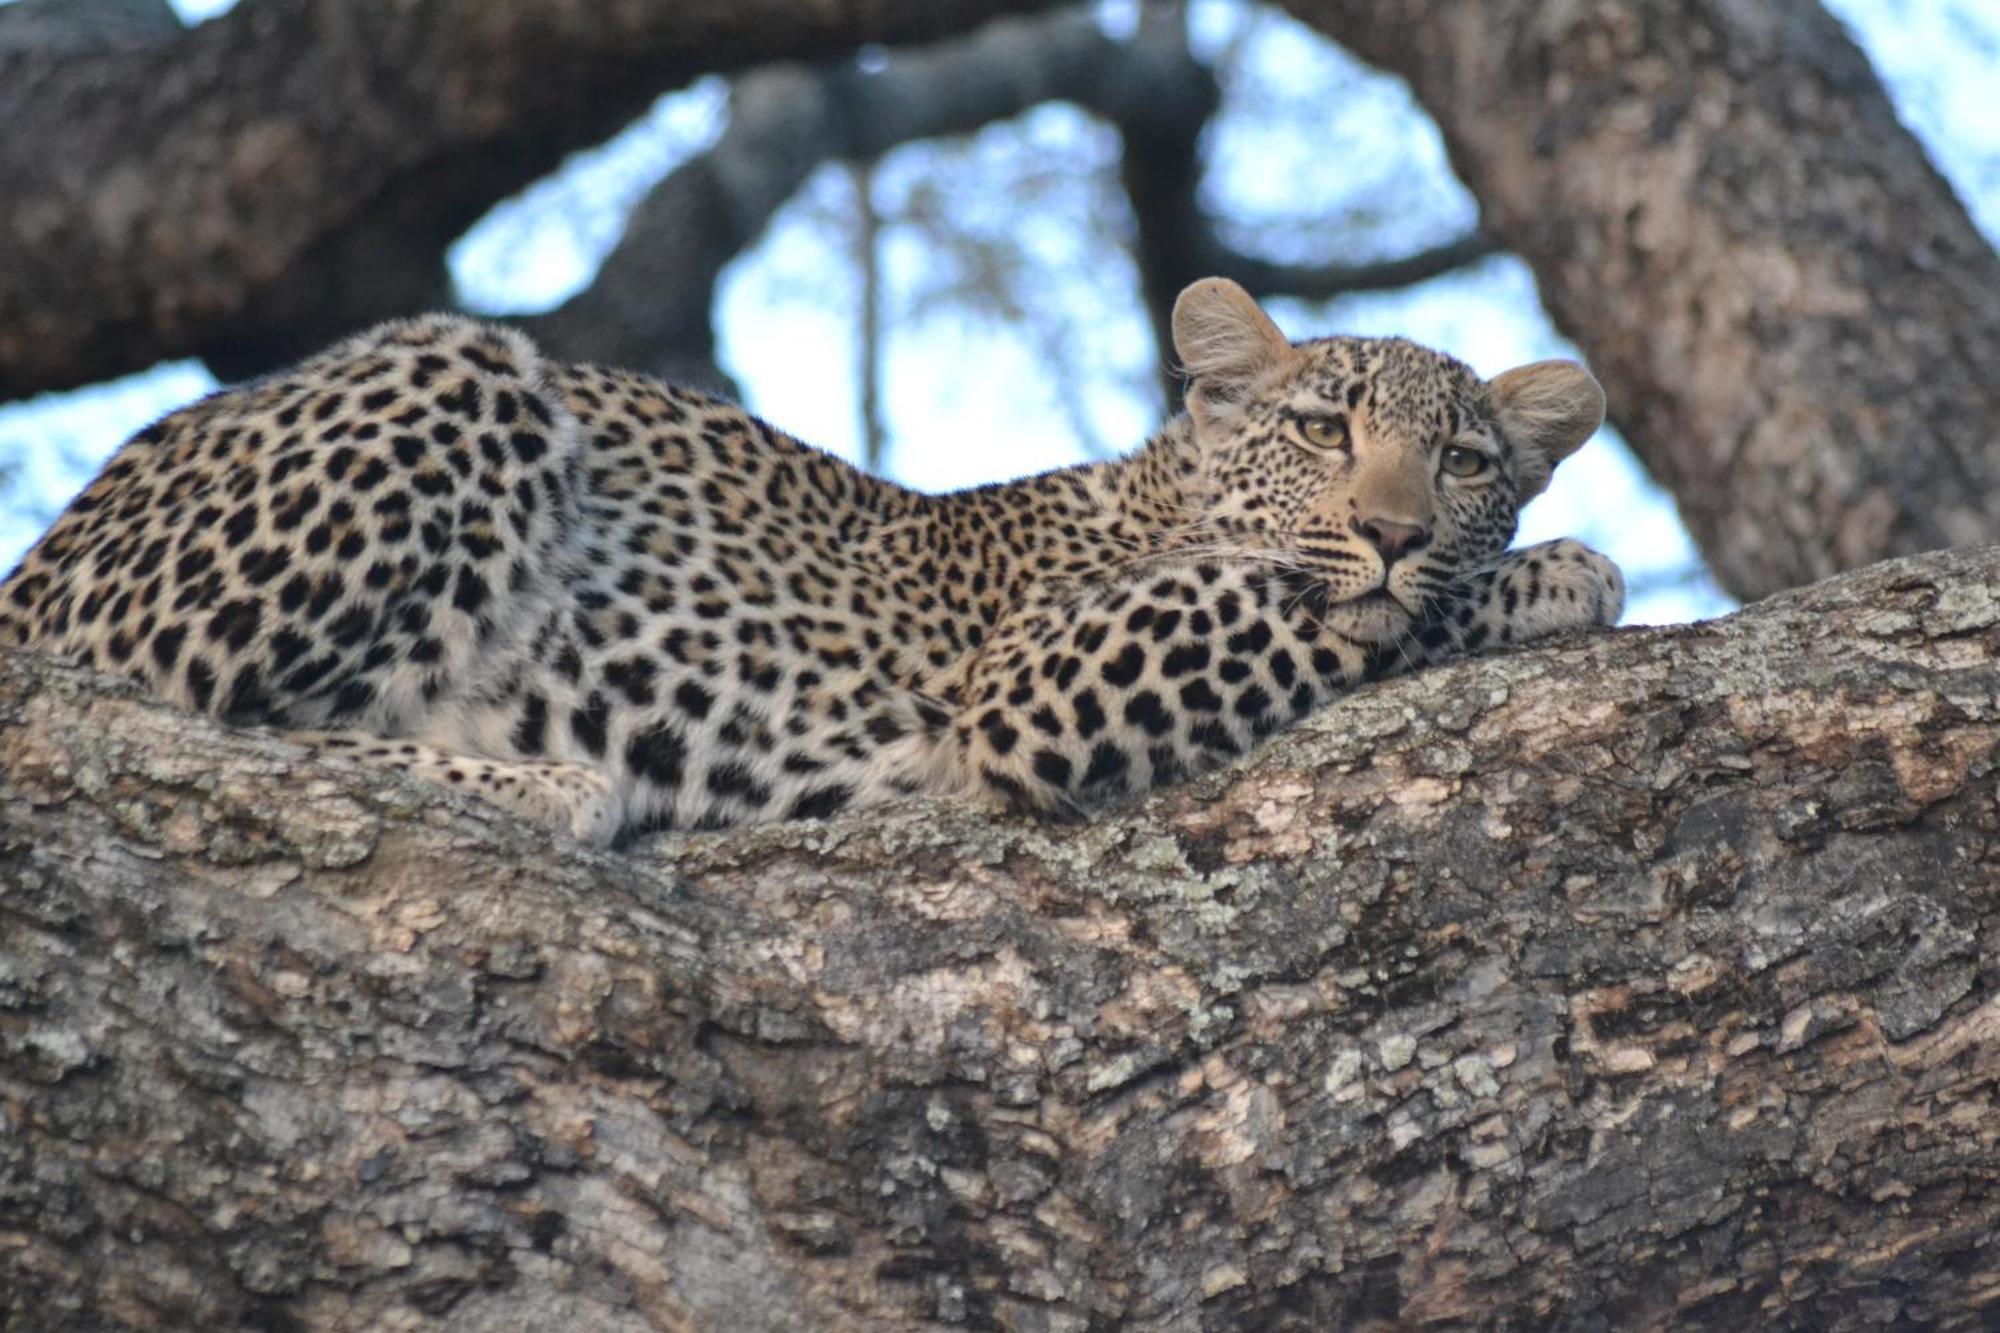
[2,0,1995,628]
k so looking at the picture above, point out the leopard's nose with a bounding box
[1352,516,1431,563]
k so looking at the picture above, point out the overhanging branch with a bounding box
[0,0,1067,401]
[527,8,1192,386]
[532,6,1496,395]
[0,0,1506,402]
[1202,228,1501,301]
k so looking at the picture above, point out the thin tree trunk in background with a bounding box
[852,163,891,474]
[1114,2,1215,410]
[5,545,1998,1330]
[1286,0,2000,600]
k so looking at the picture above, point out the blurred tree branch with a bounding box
[0,0,1499,415]
[1203,230,1502,304]
[1109,5,1500,403]
[0,0,1070,401]
[531,6,1493,398]
[523,10,1143,393]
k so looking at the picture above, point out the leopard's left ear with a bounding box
[1172,278,1298,432]
[1487,360,1605,498]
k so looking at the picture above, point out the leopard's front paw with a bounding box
[1504,538,1624,634]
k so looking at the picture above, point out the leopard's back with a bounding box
[1,316,584,734]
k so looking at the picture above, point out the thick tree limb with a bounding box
[4,546,1998,1329]
[0,0,1067,400]
[1281,0,2000,600]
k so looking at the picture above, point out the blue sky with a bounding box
[2,0,1995,627]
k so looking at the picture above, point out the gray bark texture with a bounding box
[4,544,1998,1331]
[1284,0,2000,601]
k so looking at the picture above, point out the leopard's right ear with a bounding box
[1486,360,1606,499]
[1172,278,1297,430]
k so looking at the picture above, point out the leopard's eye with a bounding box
[1298,415,1348,453]
[1440,445,1490,478]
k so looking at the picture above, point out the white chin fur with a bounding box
[1325,593,1413,645]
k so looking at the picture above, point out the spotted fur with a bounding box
[0,280,1622,843]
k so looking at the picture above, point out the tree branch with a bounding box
[5,545,1998,1327]
[531,7,1493,401]
[0,0,1496,407]
[1201,228,1502,302]
[1279,0,2000,599]
[524,8,1153,388]
[0,0,1066,402]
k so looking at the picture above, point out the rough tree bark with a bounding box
[4,545,1997,1330]
[1286,0,2000,600]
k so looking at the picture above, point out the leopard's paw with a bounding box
[1496,538,1624,638]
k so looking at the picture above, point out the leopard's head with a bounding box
[1171,277,1604,646]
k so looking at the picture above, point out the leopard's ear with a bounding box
[1172,278,1297,430]
[1487,360,1605,498]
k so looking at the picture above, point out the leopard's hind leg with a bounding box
[299,731,619,845]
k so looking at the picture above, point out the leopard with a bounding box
[0,278,1623,846]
